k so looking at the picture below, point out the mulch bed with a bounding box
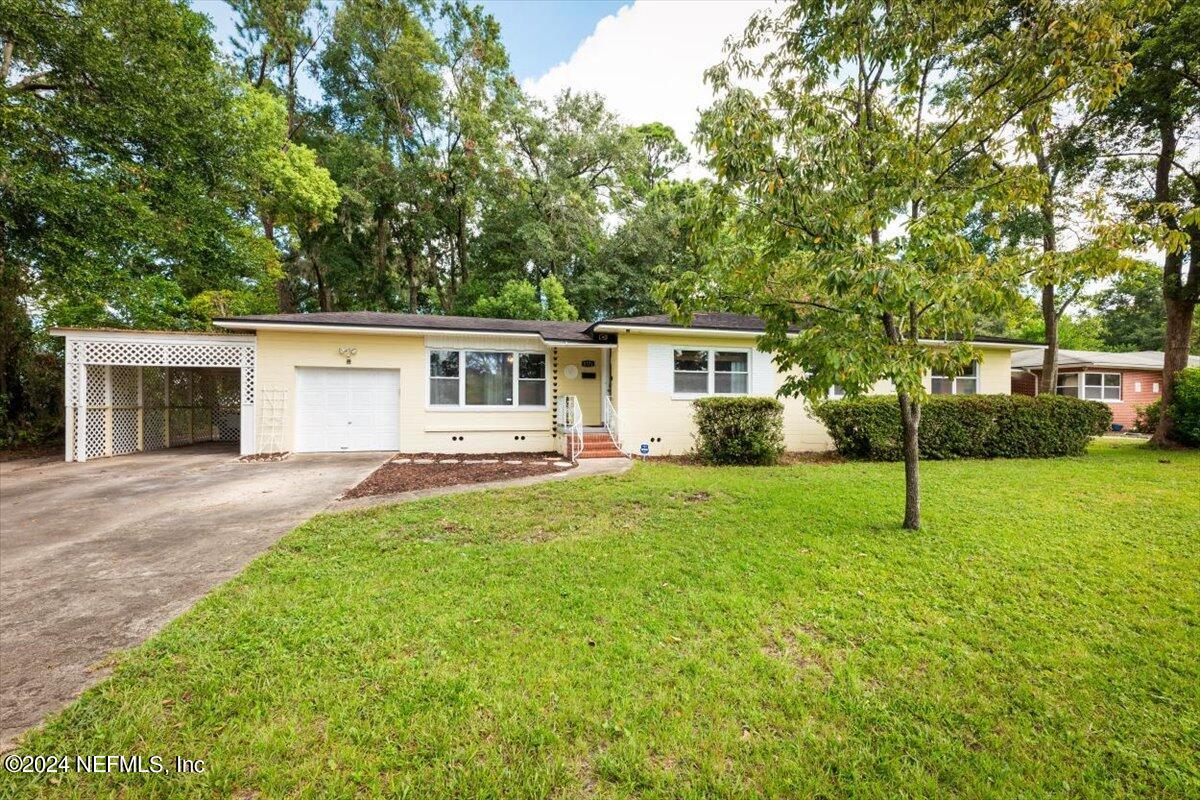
[645,451,846,466]
[342,452,572,499]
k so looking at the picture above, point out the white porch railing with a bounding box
[556,395,584,462]
[602,394,628,457]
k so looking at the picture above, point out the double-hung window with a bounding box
[428,349,546,408]
[673,348,749,395]
[1056,372,1120,401]
[1083,372,1120,401]
[931,361,978,395]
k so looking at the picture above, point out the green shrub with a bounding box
[1169,367,1200,446]
[692,396,785,465]
[814,394,1112,461]
[1135,400,1160,435]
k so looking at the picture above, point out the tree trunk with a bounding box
[374,211,390,307]
[1040,283,1058,394]
[310,243,331,311]
[897,392,921,530]
[1154,290,1195,445]
[263,214,295,313]
[1147,108,1197,445]
[405,250,418,312]
[1033,130,1060,395]
[456,205,468,292]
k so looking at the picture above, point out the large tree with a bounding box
[1,0,334,440]
[1100,0,1200,445]
[668,0,1137,529]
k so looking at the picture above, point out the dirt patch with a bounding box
[0,440,63,462]
[238,452,289,462]
[762,629,834,685]
[343,457,572,499]
[646,451,845,466]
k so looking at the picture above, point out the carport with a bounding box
[52,329,257,461]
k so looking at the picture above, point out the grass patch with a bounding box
[5,441,1198,798]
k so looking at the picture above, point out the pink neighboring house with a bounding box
[1011,348,1200,429]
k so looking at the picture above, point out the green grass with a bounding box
[5,442,1198,798]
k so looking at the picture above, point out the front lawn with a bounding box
[6,442,1198,798]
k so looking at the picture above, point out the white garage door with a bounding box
[295,368,401,452]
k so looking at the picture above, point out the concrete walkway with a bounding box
[0,445,390,749]
[331,457,634,512]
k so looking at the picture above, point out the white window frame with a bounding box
[828,384,846,399]
[931,361,979,395]
[1082,371,1122,402]
[672,347,751,398]
[426,348,548,411]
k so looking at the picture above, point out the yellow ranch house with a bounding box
[52,312,1036,462]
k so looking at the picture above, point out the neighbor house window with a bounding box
[1083,372,1121,401]
[829,384,846,399]
[1056,373,1080,397]
[931,362,978,395]
[428,349,547,408]
[673,348,750,395]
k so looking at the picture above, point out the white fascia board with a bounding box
[546,340,617,349]
[48,328,255,345]
[213,320,542,341]
[591,324,763,339]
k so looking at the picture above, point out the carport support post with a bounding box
[239,353,255,457]
[74,359,87,462]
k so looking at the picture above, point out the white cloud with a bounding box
[523,0,771,168]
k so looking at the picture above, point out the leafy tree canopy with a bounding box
[469,275,578,321]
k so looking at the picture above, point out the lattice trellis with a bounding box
[64,334,254,462]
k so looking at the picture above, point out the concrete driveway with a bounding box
[0,444,390,748]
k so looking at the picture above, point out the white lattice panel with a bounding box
[215,410,240,442]
[111,366,138,406]
[80,340,249,368]
[85,365,107,406]
[169,409,193,446]
[143,367,166,408]
[112,408,138,456]
[144,409,166,451]
[85,409,107,459]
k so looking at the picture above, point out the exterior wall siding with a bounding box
[554,347,605,426]
[254,329,556,454]
[610,332,1015,456]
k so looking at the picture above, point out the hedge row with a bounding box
[814,394,1112,460]
[692,396,785,465]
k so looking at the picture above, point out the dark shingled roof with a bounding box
[215,311,595,343]
[216,311,1043,347]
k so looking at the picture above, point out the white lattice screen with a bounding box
[64,334,255,462]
